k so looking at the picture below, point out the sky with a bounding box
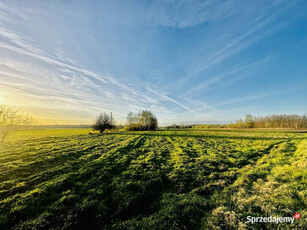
[0,0,306,125]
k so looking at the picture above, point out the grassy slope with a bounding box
[0,129,306,229]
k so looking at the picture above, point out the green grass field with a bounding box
[0,129,306,229]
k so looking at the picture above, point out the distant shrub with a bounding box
[93,112,115,133]
[166,124,193,129]
[123,124,139,131]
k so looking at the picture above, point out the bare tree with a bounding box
[93,112,115,133]
[0,103,35,142]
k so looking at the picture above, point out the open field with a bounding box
[0,129,306,229]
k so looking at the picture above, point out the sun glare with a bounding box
[0,95,6,104]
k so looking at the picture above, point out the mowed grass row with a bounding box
[0,129,306,229]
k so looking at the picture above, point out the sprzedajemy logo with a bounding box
[246,212,301,224]
[294,212,301,220]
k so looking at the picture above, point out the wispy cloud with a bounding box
[145,85,197,114]
[183,56,274,98]
[0,0,305,124]
[138,0,288,28]
[0,3,199,124]
[174,3,293,91]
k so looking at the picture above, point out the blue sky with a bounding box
[0,0,306,125]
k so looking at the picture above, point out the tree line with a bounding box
[1,101,306,142]
[231,114,307,129]
[171,114,307,129]
[93,110,158,133]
